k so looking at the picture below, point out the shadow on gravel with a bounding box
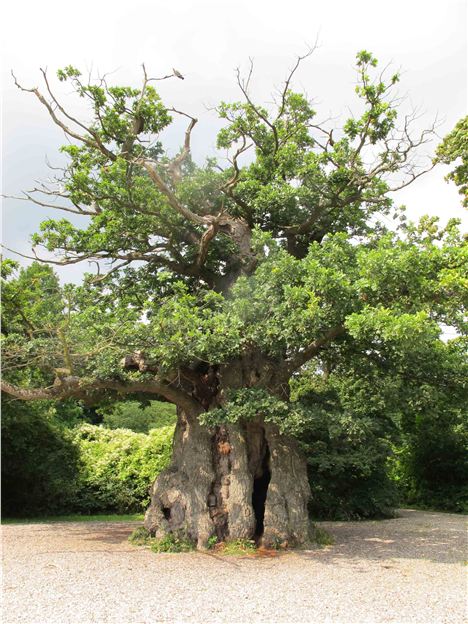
[304,509,466,565]
[22,510,465,565]
[72,523,140,545]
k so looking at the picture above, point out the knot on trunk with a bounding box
[182,364,220,410]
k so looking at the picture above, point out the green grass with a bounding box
[216,539,257,555]
[399,504,468,516]
[128,526,152,545]
[310,524,335,546]
[150,534,195,553]
[129,527,195,552]
[2,513,144,524]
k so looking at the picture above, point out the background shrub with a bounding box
[390,407,468,513]
[302,411,398,520]
[1,399,80,516]
[73,424,174,513]
[1,399,174,517]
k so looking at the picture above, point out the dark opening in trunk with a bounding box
[252,446,271,537]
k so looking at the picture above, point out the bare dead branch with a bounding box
[40,68,98,137]
[1,245,90,266]
[139,159,211,226]
[221,136,252,193]
[276,41,318,121]
[196,223,219,269]
[387,161,436,192]
[166,110,198,182]
[12,71,116,162]
[236,62,279,152]
[3,193,97,216]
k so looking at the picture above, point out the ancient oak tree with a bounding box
[2,52,466,547]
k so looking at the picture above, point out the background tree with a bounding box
[2,51,466,546]
[99,400,176,433]
[436,116,468,208]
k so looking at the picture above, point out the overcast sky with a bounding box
[1,0,466,283]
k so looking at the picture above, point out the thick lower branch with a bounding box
[1,377,199,411]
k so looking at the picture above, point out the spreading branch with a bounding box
[166,109,198,182]
[284,325,346,375]
[1,377,200,412]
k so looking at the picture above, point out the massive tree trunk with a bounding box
[144,407,311,549]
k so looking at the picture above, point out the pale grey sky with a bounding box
[1,0,467,282]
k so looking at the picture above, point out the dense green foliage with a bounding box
[5,52,464,390]
[73,423,173,513]
[293,379,399,520]
[1,399,174,517]
[1,399,80,516]
[389,339,468,513]
[392,418,468,514]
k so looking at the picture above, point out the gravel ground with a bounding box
[2,509,466,623]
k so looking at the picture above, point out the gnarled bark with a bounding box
[144,408,311,548]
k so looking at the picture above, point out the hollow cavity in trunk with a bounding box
[246,422,271,539]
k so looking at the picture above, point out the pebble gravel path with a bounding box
[2,509,467,623]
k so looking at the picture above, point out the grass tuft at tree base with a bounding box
[129,526,335,554]
[211,539,257,555]
[310,524,335,546]
[129,527,195,552]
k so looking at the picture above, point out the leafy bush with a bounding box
[308,460,398,521]
[391,409,468,513]
[72,423,174,513]
[1,399,80,516]
[1,400,174,517]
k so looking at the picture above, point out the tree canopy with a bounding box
[2,51,466,426]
